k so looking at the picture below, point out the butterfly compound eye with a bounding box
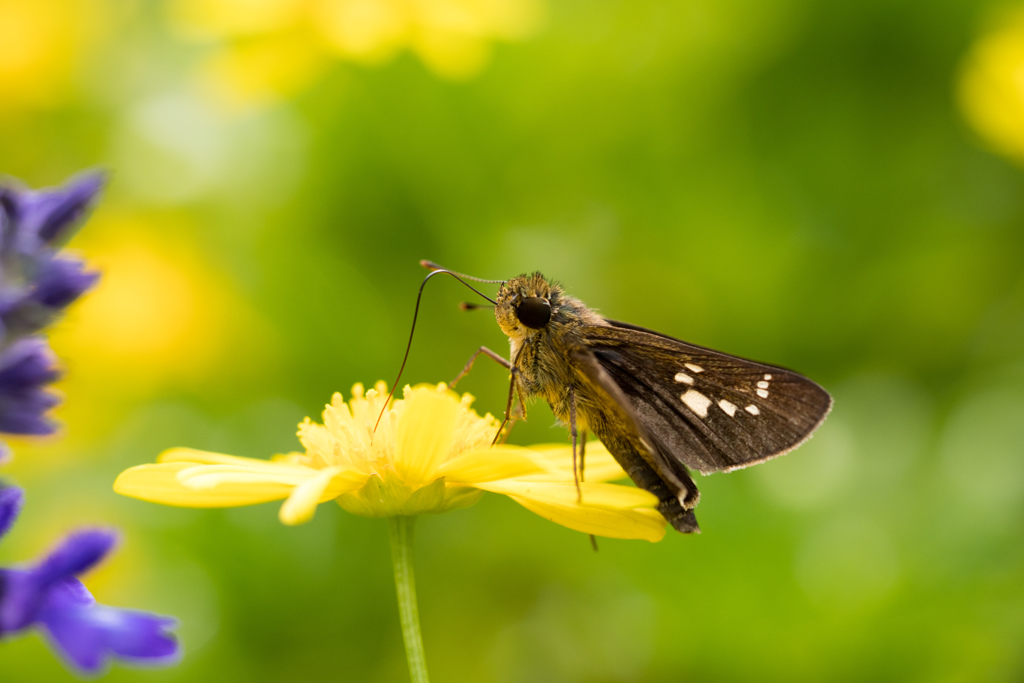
[515,297,552,329]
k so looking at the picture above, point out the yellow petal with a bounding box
[114,462,294,507]
[480,480,659,508]
[158,447,310,473]
[517,443,630,483]
[510,495,666,541]
[271,452,309,465]
[394,387,459,485]
[158,447,254,464]
[278,467,368,525]
[439,445,546,483]
[176,464,323,488]
[475,480,666,542]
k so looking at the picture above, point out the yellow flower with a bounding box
[114,382,666,541]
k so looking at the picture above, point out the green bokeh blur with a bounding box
[2,0,1023,681]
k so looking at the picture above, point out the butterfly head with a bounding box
[494,273,557,341]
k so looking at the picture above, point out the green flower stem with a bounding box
[389,515,429,683]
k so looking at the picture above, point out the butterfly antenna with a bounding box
[374,267,500,432]
[420,260,505,284]
[459,301,493,311]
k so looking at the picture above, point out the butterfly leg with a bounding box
[579,430,587,483]
[583,427,598,550]
[569,385,582,502]
[450,346,511,387]
[492,371,522,445]
[578,431,598,550]
[449,346,524,443]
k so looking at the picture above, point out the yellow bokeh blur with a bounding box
[55,212,232,389]
[168,0,545,110]
[313,0,408,64]
[959,6,1024,164]
[196,32,330,110]
[0,0,108,109]
[168,0,303,39]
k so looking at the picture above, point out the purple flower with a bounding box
[0,172,103,343]
[0,172,103,448]
[0,486,180,674]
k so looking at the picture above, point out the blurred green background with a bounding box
[2,0,1023,681]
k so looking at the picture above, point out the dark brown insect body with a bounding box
[494,272,832,534]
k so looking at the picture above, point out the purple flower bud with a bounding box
[0,486,24,539]
[0,172,105,255]
[0,255,98,342]
[32,256,99,310]
[0,529,117,632]
[36,530,119,590]
[0,338,60,436]
[0,487,180,673]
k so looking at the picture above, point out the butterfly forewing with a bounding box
[581,323,833,475]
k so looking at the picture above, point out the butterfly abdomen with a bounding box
[582,405,701,534]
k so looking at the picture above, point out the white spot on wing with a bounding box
[745,404,760,415]
[684,363,704,373]
[763,374,772,380]
[718,399,737,417]
[680,390,711,417]
[674,372,694,385]
[757,388,769,398]
[757,380,770,389]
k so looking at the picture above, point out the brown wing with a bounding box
[582,321,833,475]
